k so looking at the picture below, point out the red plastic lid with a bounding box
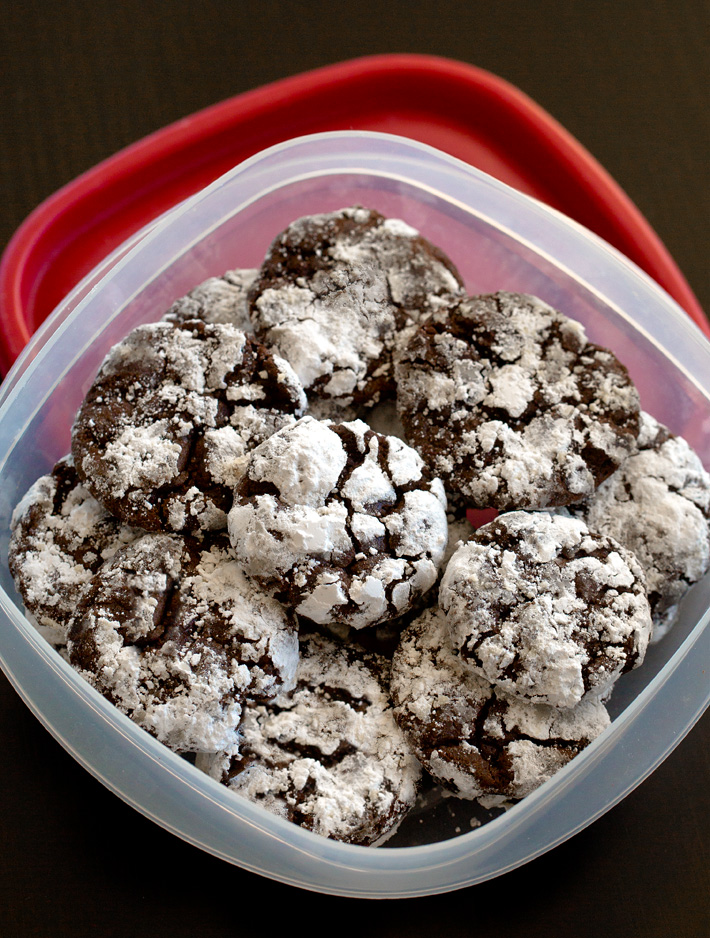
[0,53,706,375]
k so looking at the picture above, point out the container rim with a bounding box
[0,131,708,897]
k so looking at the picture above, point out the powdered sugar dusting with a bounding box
[196,632,421,845]
[8,456,142,646]
[558,411,710,632]
[72,321,306,532]
[439,511,652,708]
[163,269,257,331]
[396,291,641,509]
[249,206,464,414]
[391,604,610,800]
[68,533,298,752]
[228,416,448,628]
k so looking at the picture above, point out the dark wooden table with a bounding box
[1,2,708,935]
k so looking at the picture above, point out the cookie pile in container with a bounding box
[8,207,710,847]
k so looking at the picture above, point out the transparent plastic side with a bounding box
[0,132,708,897]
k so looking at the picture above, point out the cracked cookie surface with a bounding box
[8,456,143,647]
[395,291,641,509]
[71,320,307,532]
[391,604,610,799]
[558,411,710,638]
[313,505,474,657]
[196,632,421,845]
[67,532,298,752]
[439,511,653,708]
[248,206,464,417]
[162,269,257,331]
[228,415,448,630]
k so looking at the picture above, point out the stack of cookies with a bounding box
[9,207,710,845]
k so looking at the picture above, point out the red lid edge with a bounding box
[1,54,706,375]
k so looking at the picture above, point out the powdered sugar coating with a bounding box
[72,320,307,533]
[248,206,464,416]
[558,412,710,637]
[391,605,610,799]
[8,456,142,646]
[196,632,421,845]
[68,532,298,752]
[228,415,448,630]
[302,494,471,660]
[395,291,641,509]
[439,511,653,708]
[162,269,257,331]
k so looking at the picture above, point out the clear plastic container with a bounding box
[0,131,708,899]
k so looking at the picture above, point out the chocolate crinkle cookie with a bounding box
[68,532,299,753]
[299,506,473,658]
[395,291,641,509]
[558,411,710,639]
[162,269,257,331]
[391,605,610,800]
[228,415,449,630]
[71,320,307,533]
[248,206,464,417]
[439,511,653,709]
[8,455,142,647]
[195,632,422,846]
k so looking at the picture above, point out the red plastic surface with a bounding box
[0,53,707,375]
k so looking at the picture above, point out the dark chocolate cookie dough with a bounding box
[395,291,641,509]
[68,532,299,752]
[391,604,610,800]
[439,511,653,708]
[558,411,710,637]
[196,632,421,845]
[228,415,449,630]
[248,206,464,416]
[71,320,306,532]
[8,455,142,646]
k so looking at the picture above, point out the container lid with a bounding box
[0,53,706,375]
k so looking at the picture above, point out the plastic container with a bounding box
[0,132,708,899]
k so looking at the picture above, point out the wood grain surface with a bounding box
[0,2,708,935]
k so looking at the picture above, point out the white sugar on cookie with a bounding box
[558,411,710,638]
[228,415,448,630]
[439,511,653,708]
[196,632,421,845]
[391,604,610,800]
[249,206,464,416]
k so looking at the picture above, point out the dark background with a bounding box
[1,1,708,935]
